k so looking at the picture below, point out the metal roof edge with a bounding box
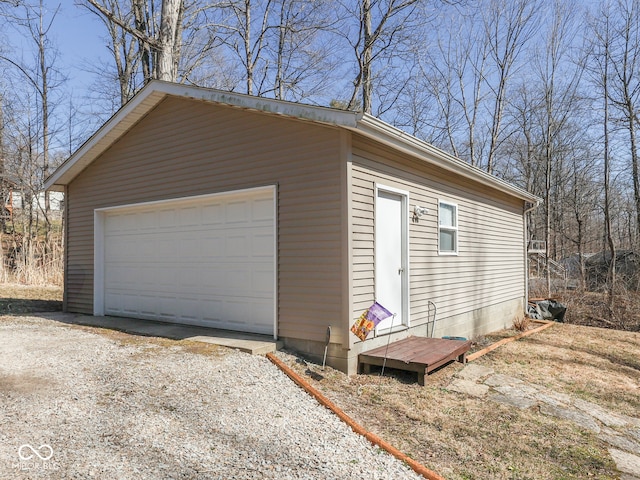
[156,81,360,127]
[45,81,361,190]
[354,114,540,203]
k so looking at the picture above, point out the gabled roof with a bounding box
[45,80,539,203]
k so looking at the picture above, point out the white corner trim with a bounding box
[93,210,105,316]
[271,184,278,340]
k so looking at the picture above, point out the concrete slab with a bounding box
[534,390,573,407]
[539,404,601,433]
[488,393,537,409]
[38,312,283,355]
[494,384,540,399]
[456,364,494,382]
[448,378,490,397]
[484,374,523,387]
[609,448,640,477]
[620,474,640,480]
[573,398,629,428]
[599,433,640,455]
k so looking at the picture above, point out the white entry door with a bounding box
[375,187,409,332]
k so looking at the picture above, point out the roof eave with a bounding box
[353,114,540,204]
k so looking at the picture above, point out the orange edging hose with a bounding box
[266,352,446,480]
[466,320,555,362]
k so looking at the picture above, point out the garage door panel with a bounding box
[158,208,177,227]
[178,206,200,226]
[201,203,224,225]
[253,197,274,220]
[226,235,248,257]
[253,269,275,293]
[201,235,224,254]
[139,210,157,230]
[227,200,250,222]
[100,188,275,335]
[176,267,202,288]
[253,233,275,257]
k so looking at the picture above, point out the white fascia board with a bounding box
[156,81,360,127]
[45,81,360,191]
[355,114,540,204]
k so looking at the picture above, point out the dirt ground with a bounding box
[277,323,640,480]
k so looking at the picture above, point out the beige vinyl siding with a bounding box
[350,134,525,332]
[67,96,344,344]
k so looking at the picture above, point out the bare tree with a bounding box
[214,0,273,96]
[82,0,185,88]
[339,0,421,114]
[483,0,542,174]
[270,0,335,101]
[607,0,640,248]
[587,2,617,306]
[0,0,65,238]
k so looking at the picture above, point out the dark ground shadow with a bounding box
[0,297,63,315]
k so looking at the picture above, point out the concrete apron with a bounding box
[450,364,640,480]
[38,312,283,355]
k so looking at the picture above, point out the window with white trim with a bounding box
[438,201,458,254]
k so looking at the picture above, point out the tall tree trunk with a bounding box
[156,0,182,81]
[361,0,372,114]
[603,36,616,309]
[37,0,50,239]
[133,0,152,83]
[244,0,253,94]
[627,105,640,246]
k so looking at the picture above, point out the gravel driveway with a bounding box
[0,316,422,479]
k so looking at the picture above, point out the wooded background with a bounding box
[0,0,638,297]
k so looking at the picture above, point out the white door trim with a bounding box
[93,185,278,339]
[374,184,410,334]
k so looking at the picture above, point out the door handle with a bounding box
[398,267,405,274]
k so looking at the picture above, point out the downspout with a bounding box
[523,200,540,304]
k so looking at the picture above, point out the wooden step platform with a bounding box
[358,336,472,386]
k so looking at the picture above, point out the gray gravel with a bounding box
[0,316,423,479]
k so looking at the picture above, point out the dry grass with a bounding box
[512,314,531,332]
[277,323,640,480]
[0,283,62,314]
[559,290,640,332]
[0,234,64,286]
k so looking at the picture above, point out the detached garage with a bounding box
[45,81,538,374]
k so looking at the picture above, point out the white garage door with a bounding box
[95,187,276,336]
